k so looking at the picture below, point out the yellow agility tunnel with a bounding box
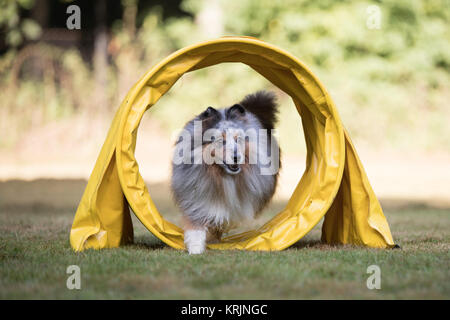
[70,37,395,252]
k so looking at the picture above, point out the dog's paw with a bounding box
[188,244,205,254]
[184,229,206,255]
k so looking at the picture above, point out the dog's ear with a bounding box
[226,104,246,119]
[240,91,278,129]
[200,106,219,119]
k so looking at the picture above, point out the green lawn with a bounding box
[0,179,449,299]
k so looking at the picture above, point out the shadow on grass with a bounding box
[2,179,449,213]
[126,237,333,252]
[1,178,448,254]
[289,239,325,249]
[128,235,168,250]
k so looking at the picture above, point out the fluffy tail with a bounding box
[240,91,279,129]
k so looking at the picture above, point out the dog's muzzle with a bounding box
[225,163,241,174]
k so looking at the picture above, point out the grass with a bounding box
[0,179,449,299]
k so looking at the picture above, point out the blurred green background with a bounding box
[0,0,449,152]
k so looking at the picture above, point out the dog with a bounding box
[171,91,280,254]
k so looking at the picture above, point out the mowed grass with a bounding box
[0,179,449,299]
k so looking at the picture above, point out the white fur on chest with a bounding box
[196,175,255,227]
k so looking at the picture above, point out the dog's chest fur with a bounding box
[172,162,276,228]
[202,175,255,226]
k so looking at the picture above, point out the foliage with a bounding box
[0,0,449,152]
[0,0,41,47]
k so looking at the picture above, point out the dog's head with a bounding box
[200,104,249,175]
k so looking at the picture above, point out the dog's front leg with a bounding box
[182,216,206,254]
[184,229,206,254]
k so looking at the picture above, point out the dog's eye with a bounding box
[213,137,224,145]
[203,135,221,145]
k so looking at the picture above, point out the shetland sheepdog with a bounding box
[171,91,280,254]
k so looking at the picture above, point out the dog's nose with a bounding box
[233,154,242,164]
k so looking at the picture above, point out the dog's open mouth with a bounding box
[225,164,241,174]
